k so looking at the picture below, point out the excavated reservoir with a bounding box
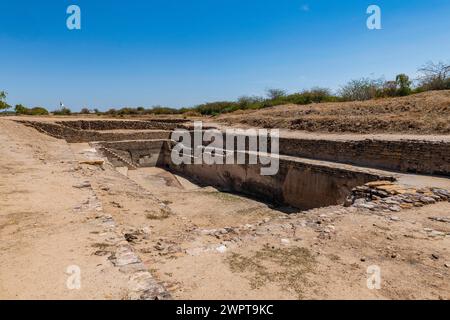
[17,118,450,210]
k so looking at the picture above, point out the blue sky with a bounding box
[0,0,449,111]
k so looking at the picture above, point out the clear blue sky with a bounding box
[1,0,449,111]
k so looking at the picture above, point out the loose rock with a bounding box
[72,181,91,188]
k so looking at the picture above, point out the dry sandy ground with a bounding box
[100,166,450,300]
[217,90,450,134]
[1,119,449,300]
[0,120,129,299]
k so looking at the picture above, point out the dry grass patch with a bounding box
[226,244,315,298]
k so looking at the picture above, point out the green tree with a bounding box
[266,88,287,100]
[15,104,28,114]
[0,91,10,111]
[395,74,412,96]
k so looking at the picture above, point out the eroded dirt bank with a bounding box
[217,90,450,134]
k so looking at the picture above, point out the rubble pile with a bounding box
[346,180,450,212]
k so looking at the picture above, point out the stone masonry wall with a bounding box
[17,121,171,143]
[57,119,187,131]
[18,120,450,176]
[164,155,393,210]
[278,138,450,176]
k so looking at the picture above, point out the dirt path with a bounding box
[0,120,129,299]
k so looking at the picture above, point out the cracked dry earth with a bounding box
[1,119,450,300]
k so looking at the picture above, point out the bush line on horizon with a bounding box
[1,61,449,117]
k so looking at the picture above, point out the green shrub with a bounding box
[379,81,398,97]
[117,107,139,115]
[297,88,337,103]
[53,107,72,115]
[234,96,263,110]
[15,104,49,115]
[15,104,28,114]
[105,108,117,115]
[147,106,181,115]
[417,61,450,91]
[193,101,239,115]
[266,88,287,100]
[29,107,49,115]
[189,87,339,116]
[339,78,383,101]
